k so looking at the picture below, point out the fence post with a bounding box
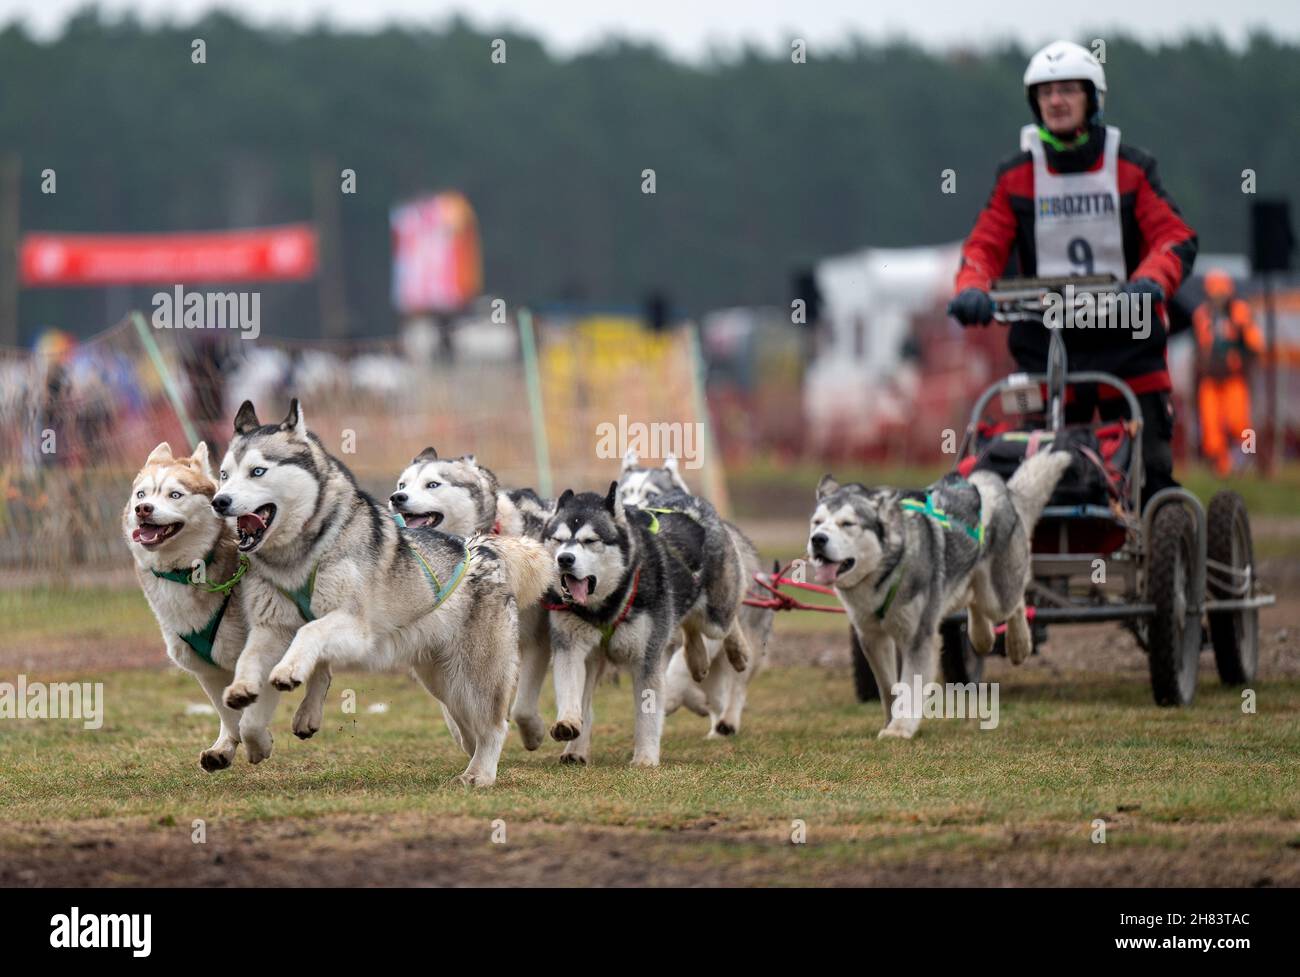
[518,307,553,498]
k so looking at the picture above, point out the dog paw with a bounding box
[514,714,546,751]
[268,665,301,692]
[244,730,273,764]
[725,648,749,673]
[223,681,258,710]
[877,723,917,740]
[688,663,710,683]
[558,752,587,766]
[713,720,736,736]
[199,747,234,772]
[629,753,660,768]
[457,770,496,788]
[550,719,582,742]
[292,717,319,740]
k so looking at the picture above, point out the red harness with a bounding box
[543,569,641,647]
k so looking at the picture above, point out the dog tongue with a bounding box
[237,512,266,535]
[565,574,590,605]
[812,561,840,585]
[133,525,164,543]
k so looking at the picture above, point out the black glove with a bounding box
[1116,278,1165,303]
[947,288,994,326]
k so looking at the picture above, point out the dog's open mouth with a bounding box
[236,504,277,552]
[132,520,182,548]
[401,511,443,530]
[560,573,596,605]
[812,556,854,584]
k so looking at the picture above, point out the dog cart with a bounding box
[882,275,1276,706]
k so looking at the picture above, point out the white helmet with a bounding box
[1024,41,1107,123]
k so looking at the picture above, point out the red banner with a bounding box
[19,224,318,287]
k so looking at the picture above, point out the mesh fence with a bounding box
[0,311,721,578]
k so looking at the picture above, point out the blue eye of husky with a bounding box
[136,490,145,499]
[425,481,439,489]
[219,470,228,481]
[170,491,183,499]
[251,467,267,477]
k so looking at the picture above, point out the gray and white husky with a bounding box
[617,452,773,737]
[389,449,555,751]
[542,483,752,765]
[124,440,313,770]
[808,451,1072,739]
[212,400,552,786]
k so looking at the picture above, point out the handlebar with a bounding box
[987,275,1121,324]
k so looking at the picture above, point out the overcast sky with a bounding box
[1,0,1296,57]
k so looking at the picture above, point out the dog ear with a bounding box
[189,441,214,479]
[412,446,438,464]
[556,488,574,511]
[280,398,306,437]
[145,441,174,466]
[817,474,840,499]
[621,449,639,471]
[234,401,260,435]
[604,480,624,519]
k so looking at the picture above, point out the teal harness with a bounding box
[874,484,984,621]
[275,514,473,623]
[151,548,249,666]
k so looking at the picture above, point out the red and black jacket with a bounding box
[955,124,1198,396]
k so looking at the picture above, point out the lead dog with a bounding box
[808,451,1071,738]
[124,441,327,770]
[542,483,752,765]
[213,400,552,786]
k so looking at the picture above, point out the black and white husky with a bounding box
[542,483,752,765]
[211,400,552,786]
[617,452,773,737]
[808,451,1072,739]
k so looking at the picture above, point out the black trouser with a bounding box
[1063,386,1177,510]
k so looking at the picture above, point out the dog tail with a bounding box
[488,535,554,607]
[1007,450,1074,532]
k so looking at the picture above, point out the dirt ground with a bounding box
[3,813,1295,888]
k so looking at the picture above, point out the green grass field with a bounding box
[2,659,1297,885]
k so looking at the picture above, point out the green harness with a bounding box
[151,547,249,666]
[274,516,473,623]
[874,486,985,621]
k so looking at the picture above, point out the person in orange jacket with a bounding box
[1194,270,1265,476]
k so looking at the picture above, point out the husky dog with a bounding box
[389,450,555,751]
[124,441,325,770]
[542,483,752,765]
[616,454,773,737]
[808,451,1071,739]
[390,447,500,532]
[617,450,690,508]
[213,400,552,786]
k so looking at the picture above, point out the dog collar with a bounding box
[873,559,905,620]
[152,547,250,595]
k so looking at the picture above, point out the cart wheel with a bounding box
[850,627,880,702]
[1207,490,1259,685]
[1146,503,1201,706]
[940,619,987,685]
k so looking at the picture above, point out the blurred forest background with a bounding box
[2,8,1298,340]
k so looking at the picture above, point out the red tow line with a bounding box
[743,561,846,614]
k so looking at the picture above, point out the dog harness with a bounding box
[543,568,641,653]
[151,548,250,666]
[872,485,984,621]
[276,517,472,623]
[899,493,985,546]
